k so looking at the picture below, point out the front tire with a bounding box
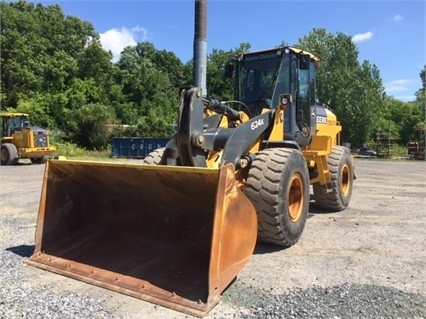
[244,148,310,247]
[1,143,19,165]
[143,147,165,165]
[31,155,48,164]
[313,146,354,211]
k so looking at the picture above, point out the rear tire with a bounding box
[143,147,165,165]
[244,148,310,247]
[1,143,19,165]
[313,146,354,211]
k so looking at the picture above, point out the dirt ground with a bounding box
[0,158,425,318]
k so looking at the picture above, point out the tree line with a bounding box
[1,0,424,150]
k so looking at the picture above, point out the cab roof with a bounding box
[239,46,320,62]
[0,112,29,118]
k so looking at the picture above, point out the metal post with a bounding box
[376,128,381,156]
[193,0,207,97]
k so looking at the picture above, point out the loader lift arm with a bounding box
[173,87,277,169]
[176,87,207,167]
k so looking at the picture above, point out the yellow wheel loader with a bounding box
[27,47,355,317]
[0,112,56,165]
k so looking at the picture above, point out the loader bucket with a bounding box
[26,159,257,317]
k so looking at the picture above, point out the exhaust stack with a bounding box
[193,0,207,96]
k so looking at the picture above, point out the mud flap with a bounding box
[26,159,257,317]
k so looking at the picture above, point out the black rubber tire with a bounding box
[1,143,19,165]
[244,148,310,247]
[31,156,48,164]
[143,147,165,165]
[312,145,354,211]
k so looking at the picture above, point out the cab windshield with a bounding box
[238,51,290,109]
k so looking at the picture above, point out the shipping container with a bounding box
[112,137,170,158]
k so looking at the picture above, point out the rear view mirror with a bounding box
[225,64,234,78]
[299,54,311,70]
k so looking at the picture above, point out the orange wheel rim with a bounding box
[288,174,304,222]
[341,164,350,196]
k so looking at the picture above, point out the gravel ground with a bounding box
[0,159,425,319]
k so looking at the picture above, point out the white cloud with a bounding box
[393,14,404,22]
[385,79,412,92]
[393,95,416,102]
[351,32,373,43]
[385,79,415,102]
[100,26,151,62]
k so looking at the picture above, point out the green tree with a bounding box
[124,42,185,90]
[14,93,53,128]
[378,96,423,145]
[415,66,425,108]
[206,42,251,101]
[1,0,120,149]
[0,1,102,106]
[65,103,115,150]
[116,43,180,131]
[297,29,385,147]
[412,66,426,142]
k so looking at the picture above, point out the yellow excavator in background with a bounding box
[27,46,355,317]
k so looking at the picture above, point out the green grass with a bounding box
[53,142,112,160]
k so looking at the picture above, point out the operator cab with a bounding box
[0,113,30,136]
[229,47,319,147]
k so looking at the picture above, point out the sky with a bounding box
[34,0,425,102]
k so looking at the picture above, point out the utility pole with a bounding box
[193,0,207,97]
